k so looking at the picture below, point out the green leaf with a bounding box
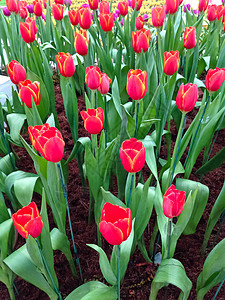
[101,187,125,208]
[142,135,158,181]
[111,77,122,119]
[14,176,40,206]
[196,147,225,175]
[0,154,16,176]
[7,113,26,144]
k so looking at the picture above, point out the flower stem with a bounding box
[91,134,97,157]
[95,90,97,109]
[167,218,172,258]
[104,95,107,149]
[134,101,140,138]
[127,173,135,208]
[117,245,121,300]
[212,277,225,300]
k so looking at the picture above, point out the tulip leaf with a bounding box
[6,113,26,145]
[0,154,16,176]
[0,218,13,259]
[196,147,225,175]
[26,235,46,274]
[162,161,185,194]
[149,258,192,300]
[0,193,10,224]
[142,135,158,182]
[111,77,122,120]
[101,187,126,208]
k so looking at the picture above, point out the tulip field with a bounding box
[0,0,225,299]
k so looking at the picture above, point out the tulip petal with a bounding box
[99,220,124,245]
[24,217,43,238]
[42,136,65,162]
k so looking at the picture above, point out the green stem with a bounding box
[157,27,163,74]
[0,124,16,171]
[88,192,94,224]
[167,218,172,258]
[127,173,135,208]
[134,101,139,138]
[30,44,42,78]
[185,49,190,80]
[117,245,121,300]
[212,277,225,300]
[91,90,95,108]
[94,90,97,108]
[104,95,107,148]
[166,115,171,162]
[8,286,15,300]
[91,134,97,157]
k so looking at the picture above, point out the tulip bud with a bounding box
[100,0,110,13]
[85,66,101,90]
[27,4,34,13]
[163,185,186,219]
[207,5,217,21]
[98,73,111,95]
[152,6,165,28]
[7,60,26,85]
[131,0,143,11]
[78,7,92,29]
[135,15,144,30]
[198,0,209,12]
[99,13,114,31]
[119,138,146,173]
[33,0,43,16]
[55,0,63,4]
[88,0,99,10]
[3,7,11,16]
[132,29,151,53]
[217,5,225,20]
[165,0,179,14]
[19,79,41,108]
[19,6,28,18]
[68,9,79,26]
[74,29,89,56]
[6,0,19,13]
[52,4,63,20]
[205,67,225,92]
[19,17,38,43]
[127,69,147,100]
[118,1,128,16]
[163,50,179,76]
[80,107,104,134]
[183,26,196,49]
[55,52,75,77]
[176,83,198,113]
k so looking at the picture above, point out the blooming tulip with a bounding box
[99,13,114,31]
[78,7,92,29]
[19,6,28,18]
[80,107,104,134]
[183,27,196,49]
[55,0,63,4]
[28,123,65,162]
[68,9,79,26]
[163,51,179,76]
[217,5,225,20]
[163,185,186,219]
[7,60,26,85]
[55,52,75,77]
[152,6,165,28]
[176,83,198,113]
[131,0,143,11]
[88,0,99,10]
[198,0,209,12]
[165,0,179,14]
[100,0,110,13]
[119,138,146,173]
[98,73,111,95]
[74,29,89,56]
[19,80,40,108]
[19,17,38,43]
[33,0,43,16]
[205,68,225,92]
[132,29,151,53]
[6,0,19,13]
[207,5,217,21]
[118,1,128,16]
[85,66,101,90]
[127,69,147,100]
[135,15,144,30]
[12,202,43,239]
[99,202,132,245]
[27,4,34,13]
[52,4,63,20]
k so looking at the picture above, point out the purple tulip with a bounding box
[128,0,132,7]
[183,4,191,13]
[143,13,149,22]
[82,3,89,8]
[121,18,124,26]
[2,7,11,16]
[64,0,71,6]
[42,13,46,20]
[27,4,34,14]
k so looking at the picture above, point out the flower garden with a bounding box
[0,0,225,299]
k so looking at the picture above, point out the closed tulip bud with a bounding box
[207,5,217,21]
[118,1,128,16]
[163,185,186,219]
[152,6,165,27]
[131,0,143,11]
[54,0,63,4]
[27,4,34,13]
[163,50,179,76]
[176,83,198,113]
[183,26,196,49]
[135,15,144,30]
[127,69,147,100]
[99,202,132,245]
[28,123,65,162]
[85,66,101,90]
[3,7,11,16]
[6,0,19,13]
[55,52,75,77]
[132,29,151,53]
[80,107,104,134]
[74,29,89,56]
[33,0,42,16]
[165,0,179,14]
[120,138,146,173]
[100,0,110,13]
[19,7,28,18]
[52,4,63,20]
[99,13,114,31]
[198,0,209,12]
[20,17,38,43]
[78,7,92,29]
[217,5,225,20]
[7,60,26,85]
[12,202,43,239]
[98,73,111,95]
[205,67,225,92]
[88,0,99,10]
[19,79,40,108]
[68,9,79,26]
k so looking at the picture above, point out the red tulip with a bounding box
[176,83,198,113]
[88,0,99,10]
[183,27,196,49]
[68,9,79,26]
[217,5,225,20]
[118,1,128,16]
[19,79,40,108]
[80,107,104,134]
[52,4,63,20]
[132,29,151,53]
[55,0,63,4]
[119,138,146,173]
[100,0,110,14]
[198,0,209,12]
[78,7,92,29]
[135,15,144,30]
[20,1,27,7]
[207,5,217,21]
[7,60,26,85]
[19,7,28,19]
[131,0,143,11]
[55,52,75,77]
[19,17,38,43]
[98,73,111,95]
[152,6,165,27]
[99,13,114,32]
[163,185,186,219]
[85,66,101,90]
[127,69,147,100]
[165,0,179,14]
[12,202,43,239]
[33,0,43,17]
[74,29,89,56]
[163,50,179,76]
[99,202,132,245]
[205,67,225,92]
[28,123,65,162]
[6,0,19,13]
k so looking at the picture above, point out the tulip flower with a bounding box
[19,17,38,43]
[6,0,19,13]
[163,185,186,219]
[85,66,101,90]
[183,27,196,49]
[176,83,198,113]
[163,50,179,76]
[3,7,11,16]
[98,73,111,95]
[205,67,225,92]
[118,1,128,16]
[55,52,75,77]
[12,202,43,239]
[55,0,63,4]
[52,4,63,20]
[80,107,104,134]
[27,4,34,13]
[99,13,114,31]
[74,29,89,56]
[68,9,79,26]
[165,0,179,14]
[28,123,65,162]
[99,202,132,245]
[7,60,26,85]
[88,0,99,10]
[152,6,165,28]
[119,138,146,173]
[19,6,28,18]
[19,79,40,108]
[33,0,43,17]
[78,7,92,29]
[198,0,209,12]
[131,0,143,11]
[207,5,217,21]
[127,69,147,100]
[217,5,225,20]
[132,29,151,53]
[100,0,110,13]
[135,15,144,30]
